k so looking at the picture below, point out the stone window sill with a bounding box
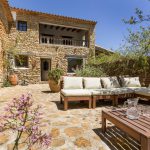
[13,67,30,70]
[67,73,76,76]
[39,43,88,49]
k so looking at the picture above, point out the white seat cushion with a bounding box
[135,89,150,97]
[101,77,120,88]
[127,87,147,91]
[61,89,92,96]
[63,77,83,89]
[121,77,141,87]
[91,88,134,96]
[91,89,115,96]
[111,88,134,95]
[83,77,102,89]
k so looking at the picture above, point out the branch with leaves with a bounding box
[123,7,150,24]
[0,94,51,150]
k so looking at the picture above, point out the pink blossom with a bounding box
[0,94,51,149]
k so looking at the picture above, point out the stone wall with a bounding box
[7,11,96,84]
[0,2,9,32]
[140,76,150,87]
[0,0,13,85]
[0,20,6,84]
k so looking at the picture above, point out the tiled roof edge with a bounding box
[10,7,97,25]
[2,0,13,22]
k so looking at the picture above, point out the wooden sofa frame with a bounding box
[60,79,148,110]
[92,93,135,108]
[60,80,92,110]
[135,93,150,101]
[92,95,117,108]
[60,94,92,110]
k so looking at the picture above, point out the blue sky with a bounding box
[8,0,150,50]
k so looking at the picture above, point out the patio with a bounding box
[0,84,148,150]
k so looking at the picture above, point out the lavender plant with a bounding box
[0,94,51,150]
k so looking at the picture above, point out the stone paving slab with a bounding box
[0,84,110,150]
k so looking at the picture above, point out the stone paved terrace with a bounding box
[0,84,149,150]
[0,84,111,150]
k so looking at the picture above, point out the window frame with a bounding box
[14,55,29,68]
[67,57,84,73]
[62,36,73,45]
[17,21,27,31]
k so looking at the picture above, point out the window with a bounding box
[41,34,54,44]
[62,36,73,45]
[43,61,49,71]
[17,21,27,31]
[67,57,83,73]
[15,55,28,68]
[41,37,48,43]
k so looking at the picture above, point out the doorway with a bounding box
[41,58,51,81]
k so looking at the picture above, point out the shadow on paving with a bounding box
[41,90,54,93]
[52,100,92,110]
[53,99,114,110]
[51,98,150,111]
[94,126,141,150]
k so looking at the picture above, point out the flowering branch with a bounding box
[0,94,51,150]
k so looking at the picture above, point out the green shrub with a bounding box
[88,53,150,77]
[75,65,106,77]
[76,52,150,78]
[48,68,63,83]
[2,79,11,87]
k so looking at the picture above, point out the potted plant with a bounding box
[8,71,18,86]
[48,68,63,92]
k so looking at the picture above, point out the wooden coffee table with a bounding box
[102,110,150,150]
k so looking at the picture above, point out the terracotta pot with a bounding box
[8,74,18,86]
[48,79,60,93]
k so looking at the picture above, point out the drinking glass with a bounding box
[143,107,150,118]
[137,105,144,116]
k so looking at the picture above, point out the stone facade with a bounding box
[4,8,96,84]
[0,0,11,85]
[0,20,5,84]
[0,0,13,85]
[0,0,12,32]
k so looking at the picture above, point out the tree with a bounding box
[122,0,150,56]
[123,8,150,25]
[122,27,150,56]
[121,0,150,80]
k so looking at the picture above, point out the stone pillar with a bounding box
[0,39,3,84]
[89,28,95,58]
[0,21,6,85]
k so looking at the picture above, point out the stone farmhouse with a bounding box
[0,0,96,84]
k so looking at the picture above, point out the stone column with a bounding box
[89,28,95,58]
[0,21,6,85]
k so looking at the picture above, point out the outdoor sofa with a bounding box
[60,76,150,110]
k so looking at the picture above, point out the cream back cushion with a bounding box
[101,77,120,88]
[121,77,141,87]
[83,77,102,89]
[63,77,83,89]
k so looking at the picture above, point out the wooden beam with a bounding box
[44,25,47,28]
[61,27,66,31]
[77,29,81,32]
[67,28,71,31]
[50,25,53,29]
[72,29,76,32]
[56,26,60,30]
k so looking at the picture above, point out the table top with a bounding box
[102,109,150,138]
